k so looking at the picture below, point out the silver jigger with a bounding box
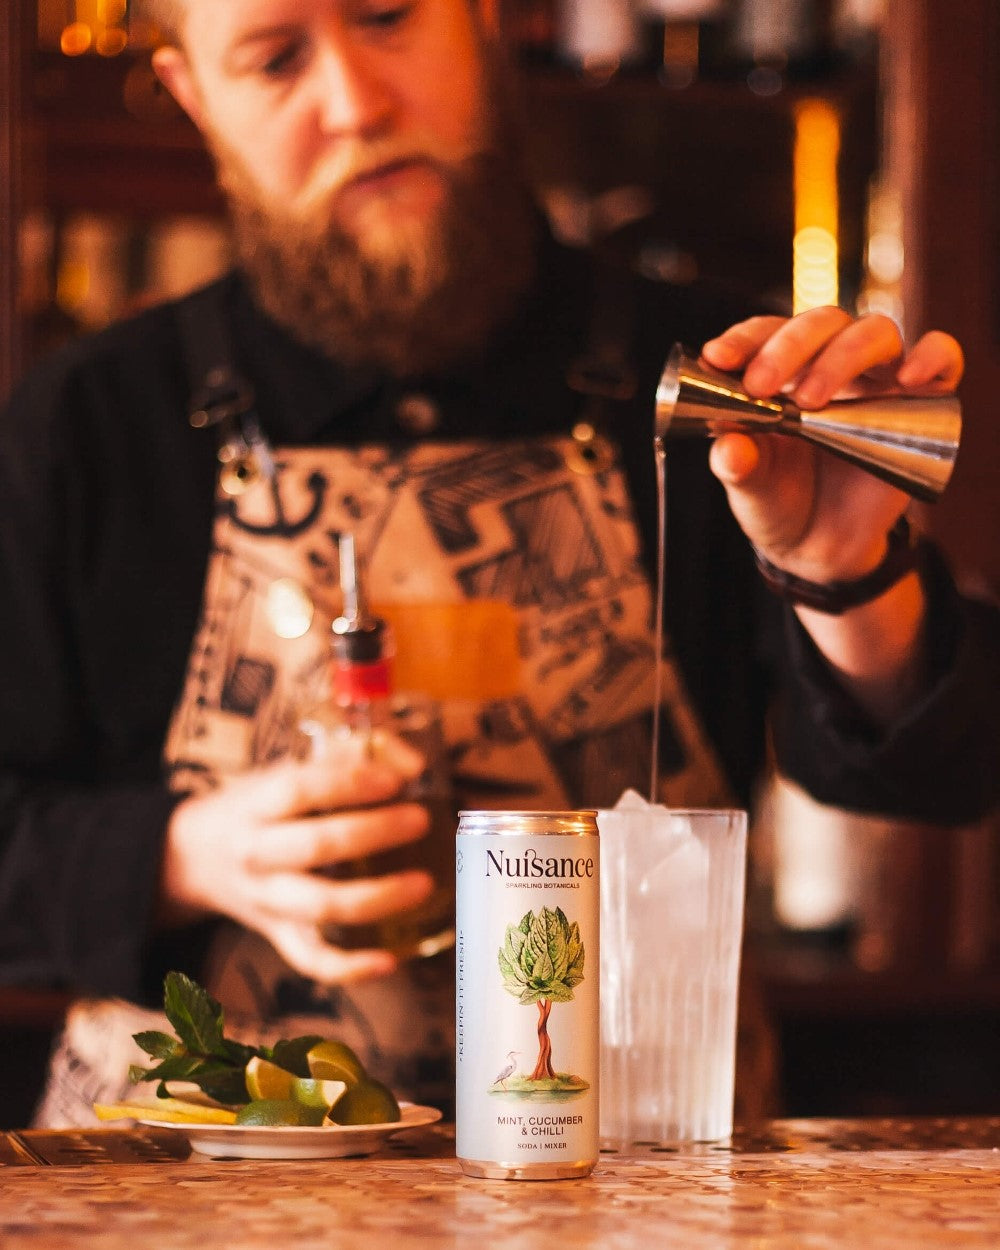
[655,344,962,501]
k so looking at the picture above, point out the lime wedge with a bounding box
[292,1077,346,1112]
[306,1039,366,1086]
[323,1077,401,1126]
[245,1055,297,1102]
[234,1099,326,1127]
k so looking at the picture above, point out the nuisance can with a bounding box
[455,810,600,1180]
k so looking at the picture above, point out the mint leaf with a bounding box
[162,970,228,1058]
[181,1061,250,1107]
[268,1035,325,1078]
[222,1037,260,1068]
[130,1054,207,1085]
[132,1030,182,1060]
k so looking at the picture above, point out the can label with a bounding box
[456,812,600,1177]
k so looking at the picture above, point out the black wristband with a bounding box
[753,517,923,615]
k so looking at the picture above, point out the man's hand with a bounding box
[158,733,433,985]
[701,307,964,583]
[700,307,964,722]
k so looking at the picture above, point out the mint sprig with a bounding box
[129,971,261,1105]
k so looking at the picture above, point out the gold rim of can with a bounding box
[458,1157,597,1180]
[456,810,597,836]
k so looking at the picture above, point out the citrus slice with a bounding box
[245,1055,297,1101]
[93,1098,237,1125]
[323,1077,401,1126]
[305,1039,366,1086]
[234,1098,327,1127]
[292,1077,347,1112]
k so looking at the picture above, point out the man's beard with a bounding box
[212,59,538,377]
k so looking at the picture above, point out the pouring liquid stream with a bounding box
[650,436,667,803]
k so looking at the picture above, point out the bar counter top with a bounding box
[3,1117,1000,1248]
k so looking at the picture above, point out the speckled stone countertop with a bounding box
[3,1118,1000,1249]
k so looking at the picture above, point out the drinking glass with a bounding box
[598,794,747,1145]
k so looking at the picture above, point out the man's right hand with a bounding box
[157,734,432,985]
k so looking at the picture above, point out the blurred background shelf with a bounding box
[19,47,879,309]
[760,948,1000,1118]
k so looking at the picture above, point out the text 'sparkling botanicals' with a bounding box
[456,810,600,1180]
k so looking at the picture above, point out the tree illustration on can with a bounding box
[492,906,590,1099]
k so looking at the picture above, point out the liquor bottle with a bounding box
[638,0,730,87]
[297,533,455,961]
[504,0,559,65]
[556,0,644,78]
[728,0,835,90]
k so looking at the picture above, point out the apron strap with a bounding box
[565,255,640,472]
[175,285,274,493]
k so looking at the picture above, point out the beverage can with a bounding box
[455,809,600,1179]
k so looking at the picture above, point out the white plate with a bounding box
[139,1102,442,1160]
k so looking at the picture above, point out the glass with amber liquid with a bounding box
[296,535,455,961]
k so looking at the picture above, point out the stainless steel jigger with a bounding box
[654,344,962,501]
